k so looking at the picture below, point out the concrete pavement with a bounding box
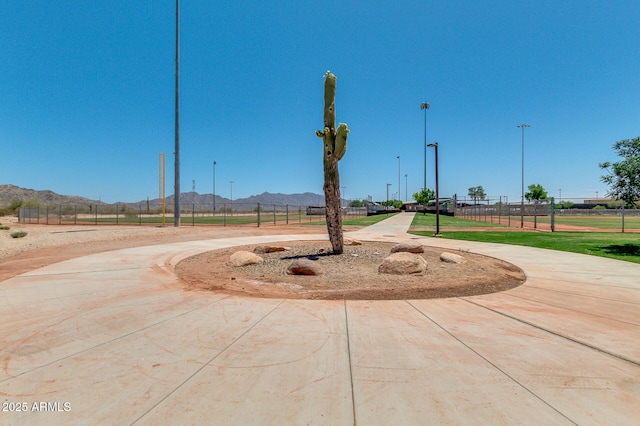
[1,212,638,425]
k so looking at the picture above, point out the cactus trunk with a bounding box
[316,71,349,255]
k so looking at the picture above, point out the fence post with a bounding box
[257,202,261,227]
[192,203,195,226]
[273,204,276,225]
[286,204,289,224]
[621,203,625,233]
[223,203,227,226]
[550,197,555,232]
[116,203,119,225]
[139,205,142,225]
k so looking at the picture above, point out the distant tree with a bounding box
[467,186,486,204]
[413,189,435,205]
[525,183,548,228]
[556,200,574,209]
[599,136,640,208]
[525,184,548,204]
[349,199,367,208]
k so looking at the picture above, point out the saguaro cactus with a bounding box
[316,71,349,254]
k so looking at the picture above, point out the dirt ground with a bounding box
[176,241,525,300]
[0,216,525,300]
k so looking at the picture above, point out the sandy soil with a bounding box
[0,216,525,300]
[177,241,525,300]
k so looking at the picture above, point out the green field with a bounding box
[409,228,640,264]
[410,213,507,228]
[536,214,640,230]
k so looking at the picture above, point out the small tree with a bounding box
[413,188,435,214]
[468,186,486,204]
[524,183,548,203]
[599,136,640,208]
[525,183,548,228]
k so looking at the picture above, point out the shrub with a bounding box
[10,231,27,238]
[0,226,10,230]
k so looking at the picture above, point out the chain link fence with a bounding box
[17,203,367,227]
[455,197,640,232]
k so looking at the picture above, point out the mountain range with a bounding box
[0,184,326,208]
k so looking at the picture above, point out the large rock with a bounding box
[254,245,290,254]
[286,259,324,276]
[229,251,264,267]
[390,242,424,254]
[440,252,467,264]
[379,252,428,275]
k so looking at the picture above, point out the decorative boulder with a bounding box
[286,259,324,276]
[254,245,290,254]
[440,252,467,264]
[390,242,424,254]
[344,238,363,246]
[379,252,427,275]
[229,251,264,267]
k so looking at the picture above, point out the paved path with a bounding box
[1,213,638,425]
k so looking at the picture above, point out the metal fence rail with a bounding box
[18,203,367,227]
[455,197,640,232]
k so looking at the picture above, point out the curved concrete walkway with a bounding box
[1,213,638,425]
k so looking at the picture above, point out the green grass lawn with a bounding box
[409,229,640,264]
[410,213,507,228]
[536,214,640,230]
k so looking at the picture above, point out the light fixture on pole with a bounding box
[427,142,440,236]
[420,102,430,191]
[517,124,530,228]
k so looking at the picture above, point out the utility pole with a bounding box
[173,0,181,227]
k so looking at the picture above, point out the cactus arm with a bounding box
[323,72,337,130]
[334,123,349,160]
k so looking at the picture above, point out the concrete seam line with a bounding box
[131,298,286,424]
[503,291,640,327]
[343,300,357,426]
[462,297,640,367]
[0,295,233,384]
[405,299,578,425]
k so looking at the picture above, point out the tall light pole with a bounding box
[173,0,181,227]
[213,160,217,213]
[386,183,392,212]
[397,155,401,203]
[518,124,530,228]
[404,173,408,202]
[420,102,430,191]
[427,142,440,236]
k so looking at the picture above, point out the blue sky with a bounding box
[2,1,639,204]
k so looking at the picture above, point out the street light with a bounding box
[420,102,430,191]
[404,174,408,202]
[518,124,530,228]
[427,142,440,236]
[386,183,392,212]
[213,160,217,213]
[397,155,401,205]
[174,0,181,227]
